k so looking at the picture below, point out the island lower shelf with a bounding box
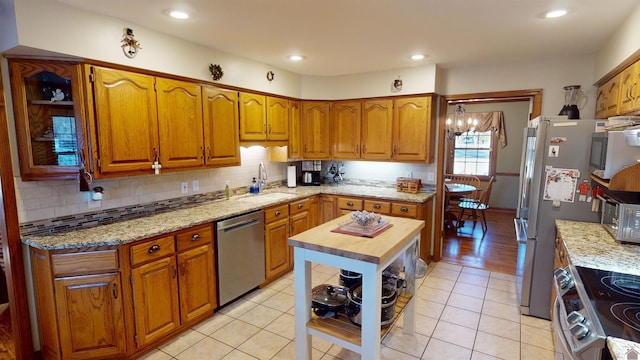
[307,292,412,346]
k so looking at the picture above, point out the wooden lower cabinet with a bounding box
[319,195,337,224]
[129,224,216,350]
[29,223,216,359]
[131,256,180,347]
[264,204,290,282]
[30,247,127,360]
[289,197,319,268]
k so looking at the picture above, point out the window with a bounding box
[446,130,497,179]
[51,116,78,166]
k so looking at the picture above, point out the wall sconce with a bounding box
[446,104,477,140]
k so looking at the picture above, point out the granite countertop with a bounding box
[21,184,434,251]
[555,220,640,359]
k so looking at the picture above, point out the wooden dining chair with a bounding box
[457,176,495,233]
[444,174,481,203]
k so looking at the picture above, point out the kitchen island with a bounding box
[556,220,640,360]
[288,214,424,360]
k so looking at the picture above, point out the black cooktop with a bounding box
[576,266,640,343]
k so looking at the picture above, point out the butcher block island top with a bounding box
[288,215,425,264]
[288,214,424,360]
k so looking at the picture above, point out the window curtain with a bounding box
[448,111,506,147]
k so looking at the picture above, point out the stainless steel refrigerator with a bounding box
[514,116,601,319]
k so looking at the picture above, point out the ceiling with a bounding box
[58,0,640,76]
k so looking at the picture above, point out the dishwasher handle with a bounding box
[218,218,261,233]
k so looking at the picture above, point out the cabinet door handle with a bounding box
[298,203,303,209]
[374,204,381,209]
[172,265,177,278]
[400,206,408,212]
[356,144,359,154]
[207,147,212,159]
[347,201,354,207]
[180,263,186,276]
[275,210,281,216]
[200,146,204,159]
[191,233,201,242]
[112,283,118,299]
[268,124,272,134]
[148,244,161,253]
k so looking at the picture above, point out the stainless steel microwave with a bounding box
[590,131,640,179]
[599,191,640,243]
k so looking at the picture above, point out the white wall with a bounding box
[6,0,303,98]
[595,3,640,81]
[440,55,597,118]
[301,65,438,100]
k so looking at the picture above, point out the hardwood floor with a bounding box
[441,208,518,275]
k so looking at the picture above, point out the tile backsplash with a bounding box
[15,146,436,226]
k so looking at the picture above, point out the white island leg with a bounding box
[360,261,382,359]
[294,247,312,360]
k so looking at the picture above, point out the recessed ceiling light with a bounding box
[545,9,567,18]
[289,55,304,61]
[168,10,190,19]
[411,54,425,61]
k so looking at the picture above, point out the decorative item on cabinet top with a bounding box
[120,27,142,58]
[209,63,224,81]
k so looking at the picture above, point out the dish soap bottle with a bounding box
[250,177,258,194]
[225,180,230,200]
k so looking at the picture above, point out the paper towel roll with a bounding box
[287,165,297,188]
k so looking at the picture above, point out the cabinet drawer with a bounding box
[52,250,119,277]
[130,235,176,266]
[265,204,289,224]
[176,224,213,252]
[391,202,418,217]
[290,197,313,215]
[337,197,363,211]
[363,200,391,215]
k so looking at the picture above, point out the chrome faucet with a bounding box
[258,162,267,192]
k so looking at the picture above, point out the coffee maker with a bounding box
[301,160,322,186]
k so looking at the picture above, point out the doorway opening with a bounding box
[433,89,542,272]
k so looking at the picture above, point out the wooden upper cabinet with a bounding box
[239,92,267,141]
[618,62,640,115]
[9,59,89,180]
[331,101,361,159]
[393,96,434,162]
[603,74,621,119]
[88,66,159,175]
[595,86,607,119]
[266,96,289,141]
[289,100,302,159]
[156,78,204,169]
[202,86,240,167]
[362,99,393,160]
[301,101,331,159]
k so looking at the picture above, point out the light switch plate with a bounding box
[192,180,199,192]
[181,182,188,194]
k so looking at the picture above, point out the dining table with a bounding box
[288,214,424,360]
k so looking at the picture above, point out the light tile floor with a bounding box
[140,262,563,360]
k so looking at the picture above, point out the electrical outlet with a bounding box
[426,172,435,182]
[406,171,412,178]
[192,180,199,192]
[181,182,188,194]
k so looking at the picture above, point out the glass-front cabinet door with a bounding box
[8,59,88,180]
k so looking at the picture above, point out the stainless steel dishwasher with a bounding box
[216,210,265,306]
